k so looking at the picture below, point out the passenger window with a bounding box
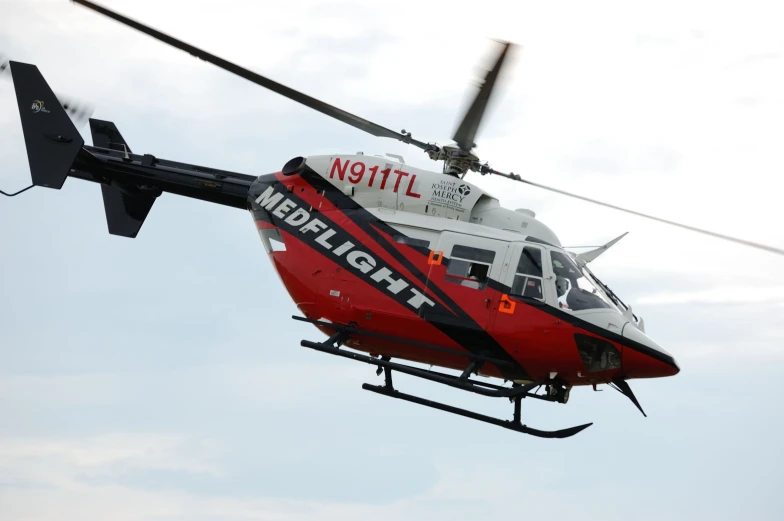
[445,245,495,290]
[510,246,544,300]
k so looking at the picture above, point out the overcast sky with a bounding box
[1,0,783,520]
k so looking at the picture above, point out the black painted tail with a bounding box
[8,61,254,238]
[9,61,84,189]
[10,61,158,238]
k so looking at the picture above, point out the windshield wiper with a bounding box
[584,268,634,318]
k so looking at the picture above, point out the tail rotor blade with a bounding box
[57,94,95,128]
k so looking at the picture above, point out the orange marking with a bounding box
[428,251,443,265]
[499,294,516,314]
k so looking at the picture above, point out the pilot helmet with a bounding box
[556,276,570,297]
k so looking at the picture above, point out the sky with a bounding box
[1,0,783,519]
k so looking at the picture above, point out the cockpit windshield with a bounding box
[550,251,618,312]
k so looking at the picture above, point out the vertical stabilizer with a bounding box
[88,119,158,238]
[10,61,84,189]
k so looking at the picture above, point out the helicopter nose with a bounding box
[621,323,680,378]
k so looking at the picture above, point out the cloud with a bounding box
[562,140,683,176]
[638,286,784,305]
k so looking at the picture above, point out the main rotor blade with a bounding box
[452,41,512,152]
[482,167,784,257]
[72,0,431,151]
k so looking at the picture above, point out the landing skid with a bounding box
[363,385,591,439]
[296,316,593,439]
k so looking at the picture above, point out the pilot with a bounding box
[556,276,571,310]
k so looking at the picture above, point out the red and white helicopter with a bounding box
[3,0,782,438]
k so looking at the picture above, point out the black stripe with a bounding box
[255,169,676,375]
[248,175,529,380]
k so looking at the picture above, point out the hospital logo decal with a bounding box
[31,100,50,113]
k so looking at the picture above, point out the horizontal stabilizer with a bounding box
[10,61,84,189]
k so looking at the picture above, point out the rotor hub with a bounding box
[436,145,479,178]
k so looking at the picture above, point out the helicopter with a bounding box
[2,0,783,439]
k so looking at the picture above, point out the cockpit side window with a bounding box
[551,251,613,311]
[510,246,544,300]
[445,245,495,290]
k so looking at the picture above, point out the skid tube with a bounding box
[296,316,593,439]
[363,384,591,439]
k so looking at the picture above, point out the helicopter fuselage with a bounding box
[249,155,680,385]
